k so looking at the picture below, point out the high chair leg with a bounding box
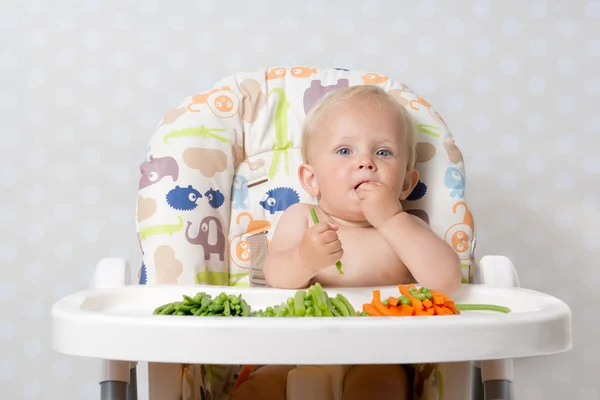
[127,364,137,400]
[100,360,130,400]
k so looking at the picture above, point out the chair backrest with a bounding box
[135,66,476,287]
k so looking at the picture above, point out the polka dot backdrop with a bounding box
[1,0,598,398]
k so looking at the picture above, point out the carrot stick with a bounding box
[398,285,423,311]
[233,365,257,389]
[372,290,404,316]
[388,297,399,307]
[362,303,380,316]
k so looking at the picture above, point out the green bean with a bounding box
[228,295,240,305]
[335,294,357,316]
[153,304,167,315]
[241,300,250,316]
[294,290,307,316]
[159,304,175,315]
[224,300,231,316]
[329,297,350,317]
[455,304,511,313]
[310,208,344,274]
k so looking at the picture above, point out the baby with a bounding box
[230,85,462,400]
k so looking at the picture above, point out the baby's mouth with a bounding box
[354,181,370,190]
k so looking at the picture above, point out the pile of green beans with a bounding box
[152,283,366,318]
[252,283,366,317]
[153,292,251,317]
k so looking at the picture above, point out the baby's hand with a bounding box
[299,220,343,272]
[356,182,403,228]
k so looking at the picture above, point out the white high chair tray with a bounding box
[51,284,571,365]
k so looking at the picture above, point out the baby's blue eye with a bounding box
[377,149,391,157]
[337,148,351,156]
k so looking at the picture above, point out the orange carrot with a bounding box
[233,365,257,389]
[422,298,433,308]
[363,303,380,316]
[398,305,414,316]
[398,285,424,311]
[388,297,399,307]
[372,290,404,316]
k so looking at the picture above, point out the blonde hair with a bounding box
[300,85,418,170]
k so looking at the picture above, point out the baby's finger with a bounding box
[320,229,339,244]
[326,239,343,254]
[311,221,335,233]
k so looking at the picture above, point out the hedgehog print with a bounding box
[259,187,300,215]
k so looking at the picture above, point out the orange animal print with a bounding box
[187,86,240,118]
[409,96,446,126]
[291,67,318,78]
[362,72,388,84]
[444,201,475,262]
[266,67,286,80]
[229,212,271,270]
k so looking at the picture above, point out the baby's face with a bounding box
[307,99,411,221]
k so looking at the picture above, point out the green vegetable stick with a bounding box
[294,290,307,316]
[335,294,357,316]
[310,207,344,274]
[455,304,511,313]
[330,297,350,317]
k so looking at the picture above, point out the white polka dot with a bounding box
[446,18,466,35]
[586,39,600,58]
[529,39,546,56]
[30,29,47,48]
[1,50,18,70]
[194,0,213,15]
[140,0,158,14]
[113,13,130,30]
[82,68,102,86]
[53,359,73,378]
[0,166,17,186]
[111,165,131,185]
[113,88,132,108]
[557,19,578,36]
[554,209,573,229]
[391,18,410,35]
[82,186,100,206]
[585,1,600,18]
[416,0,435,18]
[557,57,577,76]
[55,48,75,67]
[114,50,132,68]
[391,55,409,73]
[24,183,44,205]
[251,34,269,53]
[471,75,490,94]
[417,36,435,55]
[83,30,101,49]
[54,204,73,222]
[554,172,575,192]
[556,135,574,154]
[55,87,74,107]
[469,154,489,173]
[502,18,520,36]
[499,135,519,153]
[0,321,16,340]
[499,95,520,114]
[0,244,17,263]
[83,107,102,126]
[526,154,545,173]
[0,125,19,149]
[25,223,44,243]
[471,114,489,132]
[26,106,45,125]
[336,17,355,34]
[24,338,42,358]
[361,0,380,18]
[583,154,600,174]
[223,15,243,31]
[0,13,17,30]
[444,93,464,114]
[582,229,600,253]
[499,171,518,190]
[0,89,18,109]
[24,261,44,281]
[0,205,17,225]
[23,380,40,400]
[529,0,547,18]
[23,300,43,320]
[0,359,15,379]
[26,68,45,88]
[361,35,380,55]
[168,15,187,31]
[584,78,600,96]
[445,55,464,75]
[27,0,46,12]
[306,35,325,54]
[53,282,73,300]
[472,0,491,18]
[0,282,16,302]
[81,147,101,167]
[111,207,131,225]
[553,247,571,266]
[140,32,160,51]
[555,95,577,115]
[582,194,599,214]
[412,75,436,94]
[472,37,491,56]
[528,76,546,95]
[250,0,270,16]
[81,223,101,243]
[585,115,600,133]
[82,0,102,13]
[527,116,546,133]
[54,242,73,261]
[170,50,188,70]
[53,163,76,184]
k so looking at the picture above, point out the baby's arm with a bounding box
[262,204,315,289]
[378,212,462,294]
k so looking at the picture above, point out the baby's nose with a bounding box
[358,157,375,170]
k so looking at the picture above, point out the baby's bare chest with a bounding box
[311,227,413,287]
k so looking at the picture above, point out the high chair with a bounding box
[51,66,572,400]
